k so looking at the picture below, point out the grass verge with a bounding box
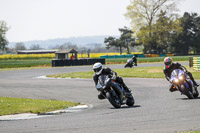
[0,58,53,68]
[0,97,79,116]
[0,56,194,69]
[106,56,193,64]
[47,66,200,80]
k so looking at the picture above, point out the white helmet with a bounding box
[93,62,103,75]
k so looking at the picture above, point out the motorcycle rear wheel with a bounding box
[124,64,128,68]
[106,91,121,108]
[126,95,135,106]
[193,87,199,98]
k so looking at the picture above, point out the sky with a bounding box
[0,0,200,43]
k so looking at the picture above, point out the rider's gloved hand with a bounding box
[181,67,187,73]
[111,75,117,80]
[103,86,106,89]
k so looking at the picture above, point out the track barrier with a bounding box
[100,54,173,59]
[193,57,200,70]
[52,58,105,67]
[189,57,200,70]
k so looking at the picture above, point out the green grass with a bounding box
[0,58,53,68]
[47,66,200,80]
[0,67,52,71]
[0,97,79,116]
[48,71,94,78]
[106,56,193,64]
[0,56,194,69]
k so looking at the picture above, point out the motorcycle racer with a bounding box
[131,55,137,66]
[124,55,137,68]
[93,62,131,99]
[163,57,199,92]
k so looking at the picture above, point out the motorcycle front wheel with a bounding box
[180,84,194,99]
[106,91,121,108]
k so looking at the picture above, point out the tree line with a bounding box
[105,0,200,55]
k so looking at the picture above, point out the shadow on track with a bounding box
[177,97,200,100]
[110,105,141,109]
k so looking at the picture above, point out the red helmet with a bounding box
[164,57,172,68]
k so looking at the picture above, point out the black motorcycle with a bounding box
[96,75,135,108]
[124,58,137,68]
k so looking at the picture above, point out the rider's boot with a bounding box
[169,85,178,92]
[122,84,132,96]
[98,92,105,100]
[194,86,198,93]
[188,73,199,87]
[193,81,199,87]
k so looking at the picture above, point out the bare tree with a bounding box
[29,44,43,50]
[15,42,26,51]
[52,42,78,50]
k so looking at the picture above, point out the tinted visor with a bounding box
[164,62,171,66]
[94,66,102,73]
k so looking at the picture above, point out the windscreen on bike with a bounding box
[171,69,184,79]
[96,75,108,88]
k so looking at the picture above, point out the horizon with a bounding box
[1,0,200,43]
[8,35,113,49]
[9,35,115,43]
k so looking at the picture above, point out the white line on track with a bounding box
[0,104,91,121]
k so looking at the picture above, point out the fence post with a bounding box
[189,57,193,68]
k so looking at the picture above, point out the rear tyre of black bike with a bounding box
[126,95,135,106]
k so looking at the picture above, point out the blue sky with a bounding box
[0,0,200,42]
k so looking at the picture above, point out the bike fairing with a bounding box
[171,69,193,90]
[93,67,117,86]
[170,69,198,98]
[93,66,131,99]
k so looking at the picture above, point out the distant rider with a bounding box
[93,62,131,99]
[163,57,199,92]
[131,55,137,66]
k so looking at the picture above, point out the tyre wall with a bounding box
[52,58,105,67]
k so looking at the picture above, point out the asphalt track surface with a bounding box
[0,62,200,133]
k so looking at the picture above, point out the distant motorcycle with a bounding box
[124,58,137,68]
[96,75,135,108]
[170,69,199,99]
